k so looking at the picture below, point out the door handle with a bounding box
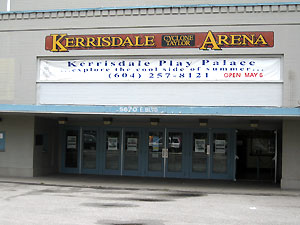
[206,145,210,155]
[235,155,239,160]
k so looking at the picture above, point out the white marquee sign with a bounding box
[39,58,281,82]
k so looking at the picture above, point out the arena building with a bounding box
[0,0,300,189]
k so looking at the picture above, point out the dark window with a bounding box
[35,134,44,146]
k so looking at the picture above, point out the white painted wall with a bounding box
[0,5,299,107]
[37,82,282,106]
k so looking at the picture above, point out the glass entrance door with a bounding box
[190,131,209,178]
[210,130,234,179]
[104,129,121,175]
[103,128,141,176]
[123,129,141,176]
[146,129,185,178]
[62,127,234,180]
[62,129,80,173]
[189,129,234,180]
[81,129,98,174]
[147,130,164,176]
[166,131,184,177]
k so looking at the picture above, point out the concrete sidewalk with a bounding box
[0,174,299,196]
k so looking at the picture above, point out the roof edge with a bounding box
[1,2,300,15]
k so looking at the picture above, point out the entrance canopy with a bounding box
[0,104,300,117]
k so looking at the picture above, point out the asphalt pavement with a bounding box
[0,174,299,196]
[0,175,300,225]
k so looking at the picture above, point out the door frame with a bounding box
[187,128,236,180]
[60,126,236,180]
[209,128,235,180]
[188,128,210,179]
[122,128,143,176]
[145,128,165,177]
[80,127,100,175]
[165,128,188,178]
[61,127,81,174]
[102,127,122,176]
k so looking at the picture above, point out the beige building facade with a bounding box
[0,1,300,189]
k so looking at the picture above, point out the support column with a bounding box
[281,120,300,189]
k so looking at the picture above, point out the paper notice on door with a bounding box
[215,140,226,154]
[67,136,77,149]
[127,137,138,151]
[195,139,206,153]
[108,137,118,151]
[152,136,160,152]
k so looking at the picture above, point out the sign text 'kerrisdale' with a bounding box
[45,31,274,52]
